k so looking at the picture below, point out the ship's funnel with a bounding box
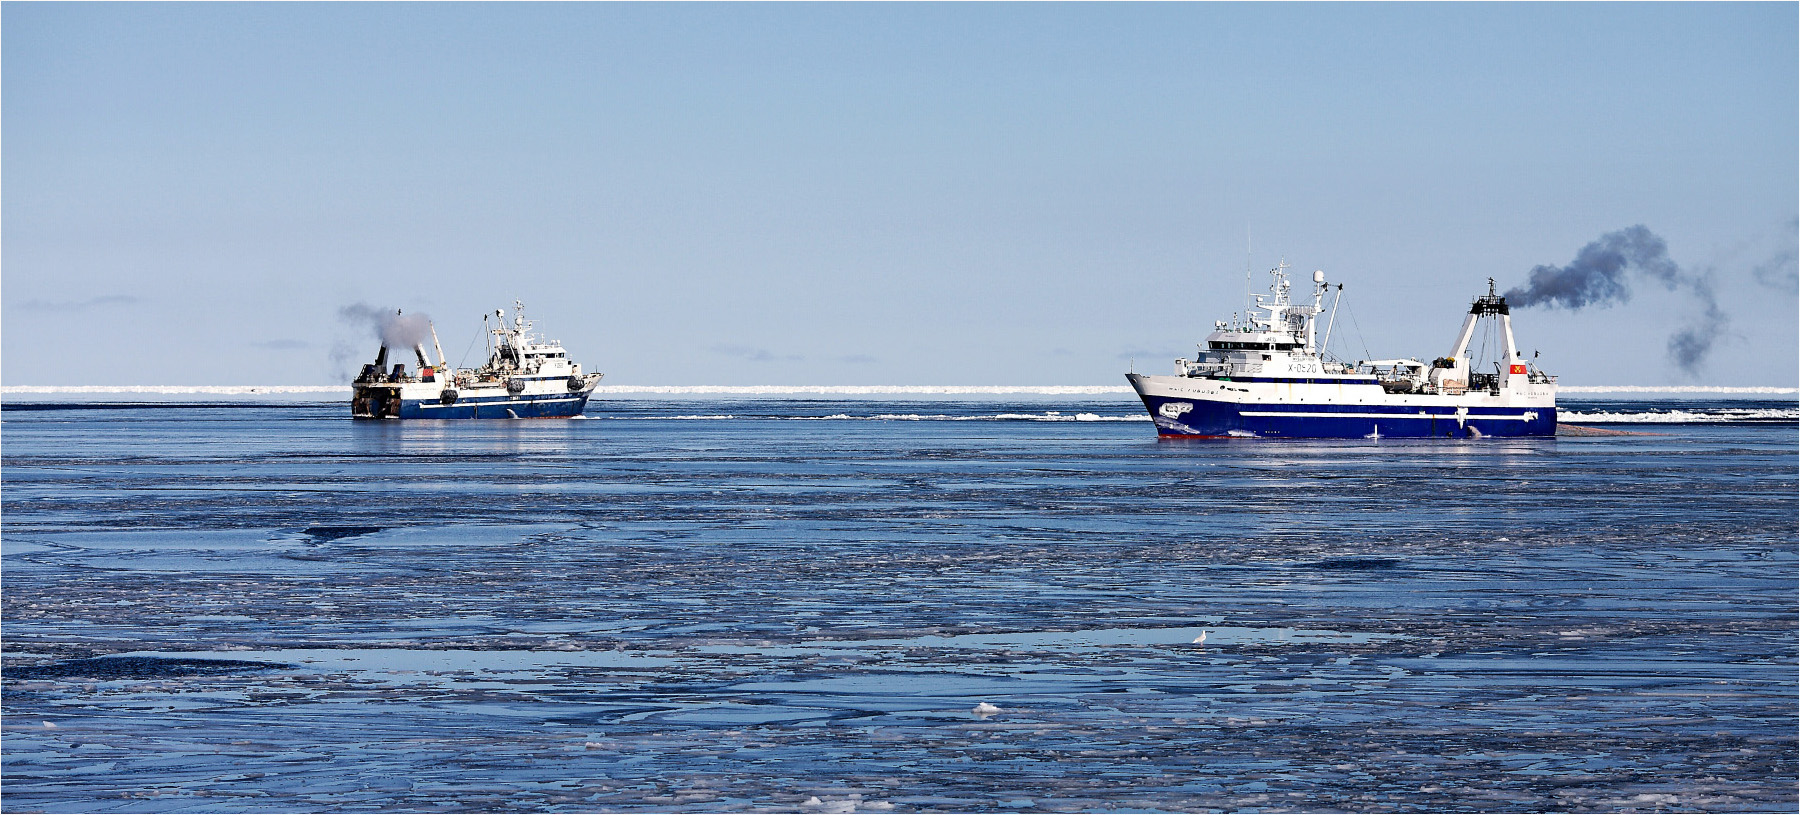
[414,345,430,370]
[374,345,389,372]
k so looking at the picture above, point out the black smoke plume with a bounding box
[1504,225,1679,309]
[1506,226,1725,375]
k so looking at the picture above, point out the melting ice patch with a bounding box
[694,625,1405,655]
[118,648,675,679]
[988,412,1143,422]
[1563,407,1798,423]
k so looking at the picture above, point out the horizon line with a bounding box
[2,385,1796,396]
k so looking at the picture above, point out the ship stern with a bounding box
[351,383,402,419]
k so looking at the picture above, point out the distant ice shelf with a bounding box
[1,385,350,395]
[1558,386,1798,394]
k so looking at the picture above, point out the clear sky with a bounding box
[5,2,1795,387]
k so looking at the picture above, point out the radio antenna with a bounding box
[1244,225,1253,318]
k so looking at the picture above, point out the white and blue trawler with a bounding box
[1127,264,1556,438]
[352,302,602,419]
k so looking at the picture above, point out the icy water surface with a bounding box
[3,398,1795,812]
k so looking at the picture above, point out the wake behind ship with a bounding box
[1127,264,1556,438]
[352,302,602,419]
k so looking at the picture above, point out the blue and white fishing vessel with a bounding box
[352,302,602,419]
[1127,264,1556,438]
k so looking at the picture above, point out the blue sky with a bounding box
[5,2,1795,386]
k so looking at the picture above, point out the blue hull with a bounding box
[396,393,592,419]
[1138,394,1555,439]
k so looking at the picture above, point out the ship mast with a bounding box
[430,323,447,369]
[1432,277,1523,394]
[1320,283,1345,360]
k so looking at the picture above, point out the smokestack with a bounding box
[414,345,430,370]
[340,303,441,383]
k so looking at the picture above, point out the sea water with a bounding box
[2,398,1795,812]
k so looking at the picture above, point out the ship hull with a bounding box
[1128,373,1555,439]
[353,379,598,419]
[397,392,593,419]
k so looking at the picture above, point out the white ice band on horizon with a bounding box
[1,385,1795,395]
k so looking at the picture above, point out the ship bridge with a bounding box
[1173,263,1350,380]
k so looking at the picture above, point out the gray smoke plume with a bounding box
[338,303,433,348]
[1506,226,1725,375]
[1666,285,1725,374]
[334,304,435,382]
[1751,217,1798,293]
